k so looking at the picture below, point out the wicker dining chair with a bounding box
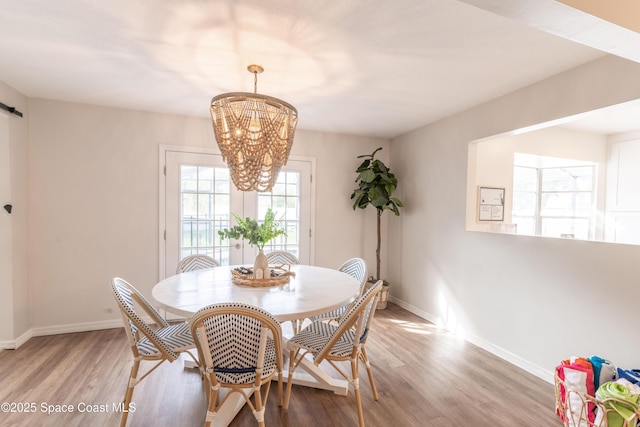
[111,277,198,427]
[309,257,367,323]
[176,254,220,274]
[265,250,300,266]
[190,303,284,427]
[284,280,383,427]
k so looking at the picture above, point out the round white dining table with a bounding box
[152,264,360,322]
[152,264,360,426]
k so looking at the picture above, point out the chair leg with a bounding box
[361,348,379,401]
[277,369,284,407]
[351,357,365,427]
[284,350,296,409]
[253,385,265,427]
[120,358,140,427]
[204,381,218,427]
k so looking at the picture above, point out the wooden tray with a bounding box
[231,266,295,287]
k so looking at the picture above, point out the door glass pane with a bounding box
[258,171,301,259]
[181,166,198,192]
[180,165,231,265]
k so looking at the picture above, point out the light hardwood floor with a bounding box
[0,303,562,426]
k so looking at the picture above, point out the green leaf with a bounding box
[391,197,404,207]
[351,192,366,210]
[360,169,376,183]
[357,196,370,209]
[371,192,387,208]
[384,184,395,196]
[373,159,388,175]
[356,159,370,171]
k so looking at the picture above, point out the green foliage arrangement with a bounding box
[351,147,403,281]
[218,208,286,250]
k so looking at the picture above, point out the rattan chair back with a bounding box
[338,257,367,295]
[265,250,300,266]
[190,303,284,427]
[176,254,220,274]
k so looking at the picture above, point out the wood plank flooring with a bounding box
[0,303,562,426]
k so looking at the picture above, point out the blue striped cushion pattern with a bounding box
[137,322,195,356]
[288,321,357,360]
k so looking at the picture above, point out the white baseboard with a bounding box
[388,295,440,324]
[0,328,33,350]
[15,328,33,348]
[1,332,25,349]
[388,295,554,384]
[31,319,124,337]
[0,314,188,351]
[0,319,123,350]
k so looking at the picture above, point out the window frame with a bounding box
[512,162,596,239]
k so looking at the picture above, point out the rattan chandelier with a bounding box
[210,65,298,192]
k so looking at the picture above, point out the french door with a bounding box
[161,148,313,278]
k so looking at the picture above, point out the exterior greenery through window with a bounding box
[512,157,595,239]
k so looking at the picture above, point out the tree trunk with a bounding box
[376,209,381,280]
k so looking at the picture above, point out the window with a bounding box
[512,154,596,239]
[161,148,313,278]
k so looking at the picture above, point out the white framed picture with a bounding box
[478,187,504,221]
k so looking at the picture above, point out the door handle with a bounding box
[234,243,241,249]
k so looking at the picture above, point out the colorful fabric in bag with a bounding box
[594,381,640,427]
[617,368,640,385]
[588,356,617,391]
[617,378,640,396]
[556,357,596,427]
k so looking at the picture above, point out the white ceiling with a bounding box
[0,0,626,139]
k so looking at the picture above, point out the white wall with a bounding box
[389,55,640,382]
[26,99,386,331]
[0,80,29,348]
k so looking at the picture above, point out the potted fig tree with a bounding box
[350,147,403,309]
